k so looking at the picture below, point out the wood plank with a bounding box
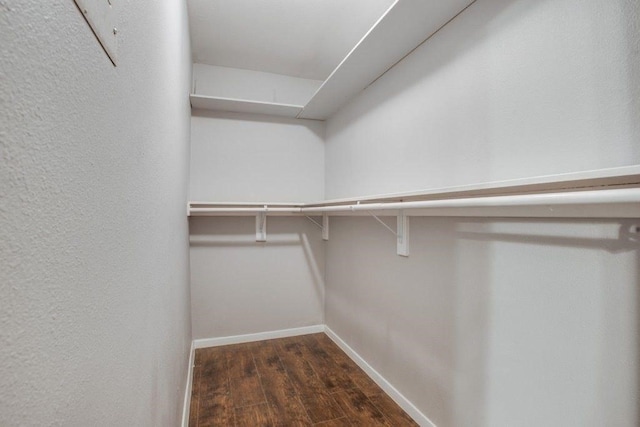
[298,334,356,393]
[197,377,234,427]
[332,389,391,426]
[313,416,353,426]
[230,375,266,408]
[369,393,419,426]
[199,351,228,396]
[195,347,234,426]
[195,346,226,367]
[234,403,277,426]
[227,344,257,378]
[188,366,201,427]
[314,335,381,396]
[191,335,415,426]
[253,340,311,426]
[248,340,282,368]
[276,338,345,423]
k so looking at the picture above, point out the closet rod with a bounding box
[189,188,639,216]
[300,188,640,213]
[189,207,302,214]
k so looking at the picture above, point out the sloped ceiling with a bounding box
[187,0,396,80]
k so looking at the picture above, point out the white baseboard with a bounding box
[181,340,196,427]
[184,325,323,425]
[185,324,432,427]
[192,324,326,349]
[324,327,436,427]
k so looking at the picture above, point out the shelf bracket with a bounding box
[397,210,409,257]
[365,210,408,256]
[322,213,329,241]
[256,205,267,242]
[304,214,330,241]
[305,215,323,229]
[367,211,398,237]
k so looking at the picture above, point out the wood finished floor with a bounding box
[189,333,418,426]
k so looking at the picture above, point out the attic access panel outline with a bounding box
[74,0,118,65]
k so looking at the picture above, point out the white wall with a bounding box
[189,111,326,340]
[324,0,640,426]
[0,1,192,426]
[325,0,640,199]
[326,217,638,427]
[190,110,325,202]
[190,217,325,339]
[193,63,323,106]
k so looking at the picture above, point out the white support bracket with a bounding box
[304,214,330,241]
[322,213,329,241]
[397,210,409,257]
[366,210,408,256]
[367,211,398,237]
[256,205,267,242]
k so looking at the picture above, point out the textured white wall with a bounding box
[0,1,192,426]
[190,110,325,202]
[325,0,640,199]
[190,217,325,339]
[323,0,640,426]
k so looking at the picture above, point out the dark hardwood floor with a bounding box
[189,333,418,426]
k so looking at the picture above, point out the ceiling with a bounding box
[187,0,396,81]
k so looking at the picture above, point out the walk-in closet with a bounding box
[2,0,639,426]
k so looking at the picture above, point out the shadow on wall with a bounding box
[453,218,640,426]
[189,216,325,290]
[329,0,640,139]
[324,0,640,199]
[324,0,535,195]
[327,0,530,136]
[324,216,493,427]
[191,108,325,140]
[326,216,639,426]
[456,219,640,254]
[189,217,324,290]
[622,0,640,160]
[188,216,326,340]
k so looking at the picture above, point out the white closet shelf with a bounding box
[188,166,640,219]
[298,0,476,120]
[190,94,303,118]
[190,0,476,120]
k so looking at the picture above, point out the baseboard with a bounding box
[193,324,326,349]
[187,324,433,426]
[324,327,436,427]
[181,340,196,427]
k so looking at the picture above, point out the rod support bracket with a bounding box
[256,205,267,242]
[322,213,329,241]
[397,210,409,257]
[304,214,330,241]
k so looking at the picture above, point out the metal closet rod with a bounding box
[188,188,640,215]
